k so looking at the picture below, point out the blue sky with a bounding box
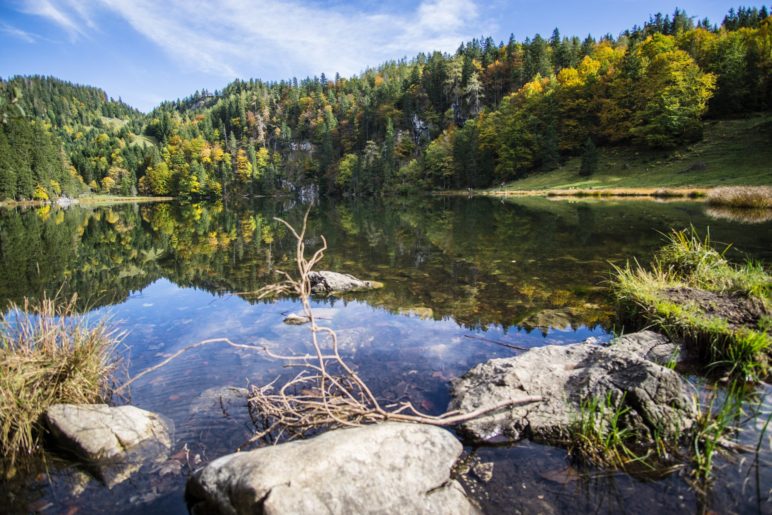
[0,1,767,112]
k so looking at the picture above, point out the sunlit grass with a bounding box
[495,116,772,192]
[706,186,772,209]
[568,392,647,469]
[612,228,770,381]
[0,295,119,473]
[690,381,746,482]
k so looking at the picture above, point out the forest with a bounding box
[0,6,770,201]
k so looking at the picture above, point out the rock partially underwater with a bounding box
[308,271,383,294]
[450,331,693,444]
[45,404,173,488]
[186,422,477,515]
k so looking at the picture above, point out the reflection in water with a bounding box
[2,197,769,331]
[0,197,769,514]
[705,205,772,224]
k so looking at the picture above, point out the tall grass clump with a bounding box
[690,382,746,483]
[0,295,119,471]
[568,393,646,469]
[612,227,770,381]
[706,186,772,209]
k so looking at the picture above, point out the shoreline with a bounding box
[435,187,710,200]
[0,196,174,209]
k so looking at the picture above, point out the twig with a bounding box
[244,210,543,445]
[463,334,529,351]
[115,338,263,394]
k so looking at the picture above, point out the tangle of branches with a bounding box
[244,211,541,445]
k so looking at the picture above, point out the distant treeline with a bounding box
[1,5,771,201]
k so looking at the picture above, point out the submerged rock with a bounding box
[282,313,310,325]
[186,422,477,515]
[521,308,575,331]
[308,270,382,294]
[450,331,693,444]
[189,386,249,416]
[45,404,173,488]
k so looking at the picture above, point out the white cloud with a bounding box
[18,0,492,80]
[19,0,88,40]
[0,21,39,43]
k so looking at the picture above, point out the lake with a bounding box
[1,196,770,514]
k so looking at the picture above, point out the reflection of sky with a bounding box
[96,278,610,428]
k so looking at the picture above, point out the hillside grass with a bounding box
[131,134,157,148]
[493,115,772,193]
[98,116,128,131]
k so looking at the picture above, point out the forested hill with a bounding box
[2,6,771,202]
[2,76,159,196]
[0,76,157,200]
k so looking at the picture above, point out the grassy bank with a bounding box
[612,228,770,381]
[488,116,772,194]
[0,296,118,473]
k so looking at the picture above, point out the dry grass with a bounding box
[0,295,119,471]
[458,187,708,199]
[706,186,772,209]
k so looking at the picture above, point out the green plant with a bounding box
[655,226,728,281]
[690,382,745,481]
[568,392,646,468]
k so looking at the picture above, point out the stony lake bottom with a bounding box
[1,196,770,514]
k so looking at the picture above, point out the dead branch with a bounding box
[115,338,263,394]
[115,211,542,445]
[246,209,542,445]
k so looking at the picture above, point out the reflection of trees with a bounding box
[0,198,768,330]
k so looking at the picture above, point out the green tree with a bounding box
[630,35,716,148]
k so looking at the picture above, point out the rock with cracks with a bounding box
[45,404,173,488]
[308,270,381,294]
[450,331,693,444]
[185,422,477,515]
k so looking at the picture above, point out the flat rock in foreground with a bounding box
[450,331,693,444]
[186,422,477,515]
[45,404,173,487]
[308,270,382,294]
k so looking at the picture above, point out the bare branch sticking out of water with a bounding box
[115,210,541,446]
[245,209,542,445]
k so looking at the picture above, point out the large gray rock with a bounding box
[186,422,477,515]
[45,404,173,487]
[308,271,382,294]
[450,331,693,444]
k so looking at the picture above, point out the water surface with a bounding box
[1,196,769,514]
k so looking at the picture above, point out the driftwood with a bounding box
[116,210,542,446]
[245,211,541,445]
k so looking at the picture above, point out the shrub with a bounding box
[0,296,119,470]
